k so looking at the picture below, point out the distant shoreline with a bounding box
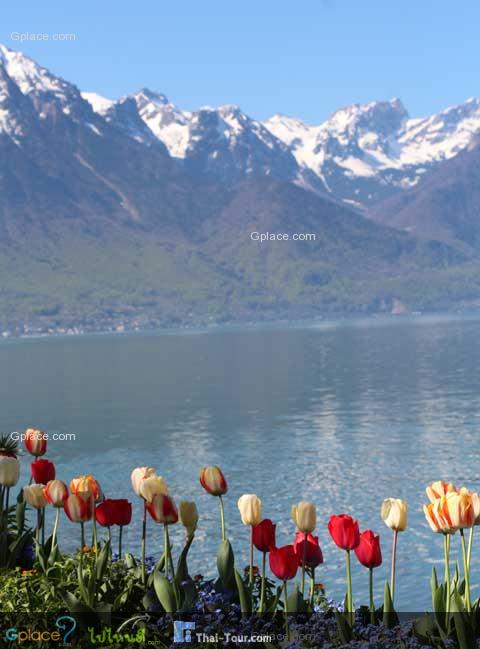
[3,310,480,344]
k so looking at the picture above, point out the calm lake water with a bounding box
[2,315,480,611]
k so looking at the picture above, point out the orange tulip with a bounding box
[426,481,456,504]
[70,475,103,502]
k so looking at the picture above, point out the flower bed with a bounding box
[0,431,478,647]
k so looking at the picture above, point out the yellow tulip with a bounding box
[0,456,20,487]
[139,475,168,503]
[381,498,408,531]
[291,501,316,533]
[130,466,156,497]
[237,494,262,526]
[179,500,199,537]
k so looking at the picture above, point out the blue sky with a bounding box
[1,1,478,123]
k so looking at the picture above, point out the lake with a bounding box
[2,315,480,611]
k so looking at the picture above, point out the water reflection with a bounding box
[1,315,480,609]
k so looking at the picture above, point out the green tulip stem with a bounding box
[467,526,474,571]
[283,580,290,641]
[4,487,9,516]
[35,509,41,559]
[460,529,471,612]
[107,525,112,545]
[219,495,226,541]
[141,502,147,586]
[369,567,374,614]
[80,522,85,549]
[164,524,169,579]
[249,526,254,586]
[346,549,353,615]
[118,525,123,560]
[390,530,398,604]
[260,551,266,613]
[444,533,450,615]
[301,531,307,595]
[0,485,4,514]
[92,507,98,553]
[166,525,175,580]
[41,507,45,546]
[309,567,315,608]
[52,508,60,549]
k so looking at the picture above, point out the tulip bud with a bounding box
[328,514,360,550]
[139,475,168,503]
[269,545,298,581]
[426,481,456,503]
[291,501,316,533]
[179,500,199,537]
[44,480,68,507]
[70,475,103,503]
[23,484,48,509]
[0,456,20,487]
[96,498,132,527]
[199,466,228,496]
[31,458,55,484]
[147,493,178,524]
[131,466,156,497]
[354,530,382,569]
[381,498,408,532]
[24,428,47,457]
[423,499,452,534]
[237,494,262,526]
[293,532,324,568]
[64,492,93,522]
[252,519,276,552]
[443,490,474,530]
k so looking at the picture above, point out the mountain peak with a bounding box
[134,88,169,107]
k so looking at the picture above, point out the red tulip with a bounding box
[95,499,132,527]
[24,428,47,457]
[199,466,228,496]
[293,532,324,568]
[269,545,298,581]
[354,530,382,569]
[64,493,93,523]
[253,519,276,552]
[147,493,179,524]
[328,514,360,550]
[31,458,55,484]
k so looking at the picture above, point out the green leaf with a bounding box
[175,535,194,588]
[286,584,306,614]
[153,570,177,613]
[453,611,476,649]
[335,611,353,644]
[95,539,110,582]
[234,569,251,614]
[60,590,94,614]
[217,539,235,591]
[383,581,398,628]
[15,494,26,533]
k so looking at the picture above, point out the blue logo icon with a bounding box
[174,621,195,643]
[55,616,77,644]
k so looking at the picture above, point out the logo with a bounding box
[5,616,77,643]
[174,621,196,643]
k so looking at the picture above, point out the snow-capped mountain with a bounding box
[83,82,480,209]
[265,98,480,208]
[83,88,326,192]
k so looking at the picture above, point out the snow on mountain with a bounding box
[0,44,90,122]
[265,98,480,206]
[81,92,114,114]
